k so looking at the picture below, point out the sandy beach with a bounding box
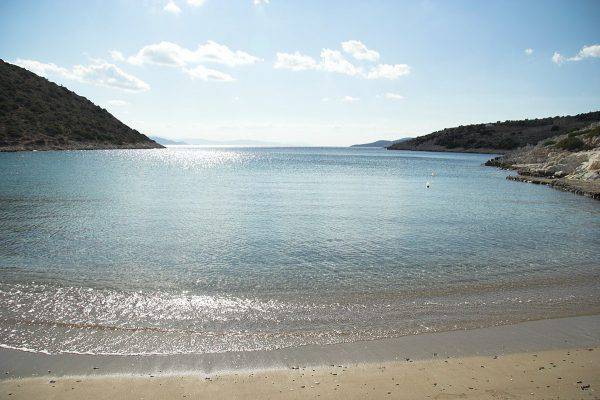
[1,347,598,399]
[2,316,599,399]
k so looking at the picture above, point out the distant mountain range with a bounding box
[351,138,411,148]
[149,136,188,145]
[0,60,162,152]
[150,137,284,146]
[388,111,600,153]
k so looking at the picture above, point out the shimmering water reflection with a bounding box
[0,147,599,354]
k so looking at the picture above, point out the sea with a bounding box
[1,146,599,355]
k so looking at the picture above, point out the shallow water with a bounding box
[0,146,599,355]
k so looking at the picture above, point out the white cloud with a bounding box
[341,95,359,103]
[553,44,600,64]
[273,41,410,80]
[185,65,235,81]
[107,99,129,106]
[552,52,566,65]
[110,50,125,62]
[274,52,318,71]
[525,48,533,55]
[196,41,261,66]
[253,0,270,4]
[321,97,331,102]
[187,0,206,6]
[341,40,380,62]
[365,63,411,80]
[128,41,260,67]
[320,49,363,76]
[384,92,404,100]
[126,41,259,82]
[570,44,600,61]
[164,0,182,14]
[14,58,150,92]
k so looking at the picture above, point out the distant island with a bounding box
[387,111,600,153]
[150,137,285,146]
[149,136,188,146]
[0,60,162,152]
[351,138,411,148]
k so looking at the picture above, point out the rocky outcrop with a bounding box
[485,124,600,199]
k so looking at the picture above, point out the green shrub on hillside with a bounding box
[584,126,600,138]
[555,136,587,151]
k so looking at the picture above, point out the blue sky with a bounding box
[1,0,599,145]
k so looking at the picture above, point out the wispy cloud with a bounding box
[13,58,150,92]
[164,0,182,14]
[524,48,533,55]
[253,0,270,5]
[383,92,404,100]
[341,40,380,62]
[274,40,410,80]
[109,50,125,62]
[341,95,360,103]
[365,64,410,80]
[553,44,600,65]
[185,65,235,82]
[187,0,206,6]
[320,49,362,76]
[274,52,318,71]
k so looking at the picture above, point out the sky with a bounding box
[1,0,599,146]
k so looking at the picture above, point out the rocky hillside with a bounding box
[0,60,163,151]
[485,124,600,199]
[388,111,600,153]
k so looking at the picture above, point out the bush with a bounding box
[555,136,587,151]
[543,140,556,146]
[551,125,560,131]
[498,137,518,150]
[584,126,600,138]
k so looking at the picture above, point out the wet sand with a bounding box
[1,315,599,399]
[1,347,598,399]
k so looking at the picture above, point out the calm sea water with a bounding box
[1,146,599,355]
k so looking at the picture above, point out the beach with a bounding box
[1,148,599,399]
[2,315,599,399]
[2,348,598,399]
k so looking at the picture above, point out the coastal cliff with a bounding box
[485,124,600,199]
[0,60,163,152]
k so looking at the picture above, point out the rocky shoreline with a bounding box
[505,175,600,200]
[485,123,600,200]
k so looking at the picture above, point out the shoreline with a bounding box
[2,315,599,380]
[0,141,164,152]
[1,316,599,399]
[507,174,600,200]
[2,348,598,400]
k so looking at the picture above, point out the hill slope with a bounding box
[0,60,163,151]
[388,111,600,154]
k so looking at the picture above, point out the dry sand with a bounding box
[1,347,598,399]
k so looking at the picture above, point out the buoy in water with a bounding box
[426,181,431,188]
